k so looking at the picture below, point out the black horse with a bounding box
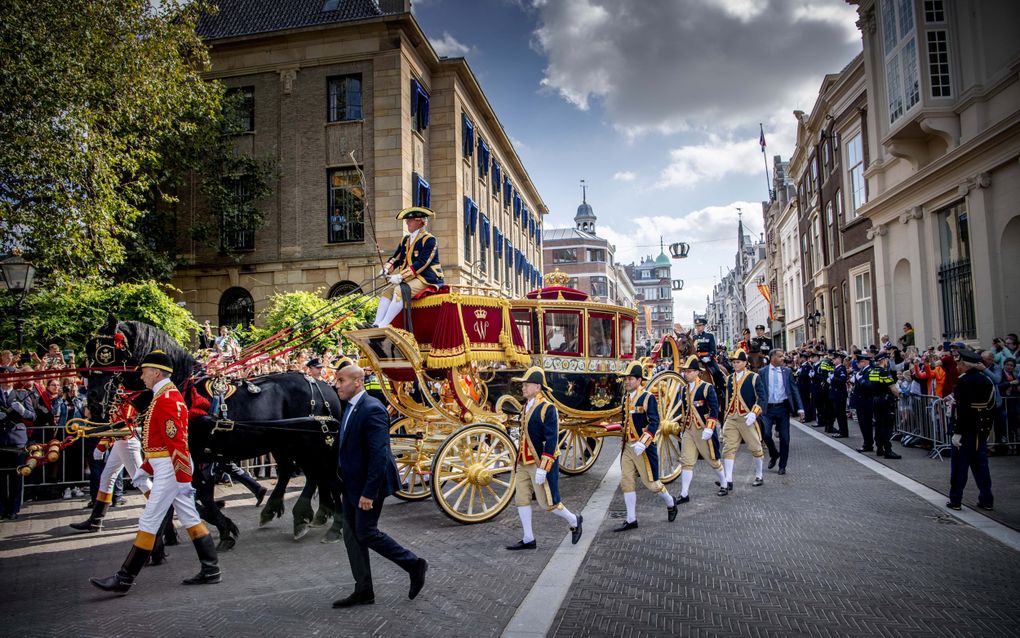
[83,316,342,550]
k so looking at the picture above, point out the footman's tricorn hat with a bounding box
[513,366,551,391]
[618,361,646,379]
[729,349,749,362]
[140,350,173,373]
[680,355,702,371]
[395,206,435,220]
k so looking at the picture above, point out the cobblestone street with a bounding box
[3,421,1018,638]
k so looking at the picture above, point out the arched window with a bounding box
[327,280,361,299]
[219,287,255,329]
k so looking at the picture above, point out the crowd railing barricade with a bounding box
[894,393,952,460]
[996,395,1019,453]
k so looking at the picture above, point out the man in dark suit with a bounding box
[331,364,427,608]
[1,368,35,520]
[759,350,804,475]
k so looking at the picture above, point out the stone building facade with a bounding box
[171,0,546,326]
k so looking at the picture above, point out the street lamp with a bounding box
[1,253,36,352]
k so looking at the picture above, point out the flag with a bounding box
[759,123,767,152]
[643,304,652,335]
[757,283,775,321]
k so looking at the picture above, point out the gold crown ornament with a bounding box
[544,268,570,287]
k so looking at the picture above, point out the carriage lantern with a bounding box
[669,242,690,259]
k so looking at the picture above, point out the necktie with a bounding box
[340,402,354,441]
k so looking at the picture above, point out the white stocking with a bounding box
[552,506,578,528]
[680,469,693,497]
[723,459,734,483]
[623,491,637,523]
[379,297,404,327]
[716,467,727,485]
[754,457,764,479]
[658,490,675,507]
[517,506,534,543]
[373,297,390,326]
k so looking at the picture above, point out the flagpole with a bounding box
[760,123,773,201]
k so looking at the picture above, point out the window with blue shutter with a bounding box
[494,227,503,253]
[411,79,429,131]
[480,214,490,246]
[521,204,528,226]
[491,161,501,195]
[505,240,513,264]
[503,176,512,207]
[536,226,542,245]
[462,114,475,157]
[478,139,490,177]
[463,196,478,261]
[513,191,522,218]
[412,172,431,207]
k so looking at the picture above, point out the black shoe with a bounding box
[255,487,268,508]
[612,521,639,532]
[676,495,690,504]
[7,513,18,521]
[830,434,848,439]
[883,451,902,459]
[408,558,428,600]
[571,515,583,543]
[752,477,764,487]
[69,519,102,532]
[946,501,962,511]
[332,592,375,608]
[768,457,777,469]
[856,447,874,453]
[978,503,994,511]
[667,504,677,522]
[777,468,786,475]
[727,481,734,491]
[505,539,537,550]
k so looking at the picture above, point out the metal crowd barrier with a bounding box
[994,395,1019,453]
[894,394,952,460]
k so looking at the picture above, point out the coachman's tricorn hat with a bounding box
[395,206,435,220]
[513,366,551,391]
[140,350,173,373]
[729,349,749,362]
[331,356,354,371]
[680,355,702,371]
[618,361,646,380]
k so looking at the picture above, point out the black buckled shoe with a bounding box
[571,515,583,543]
[676,495,690,504]
[667,504,678,522]
[612,520,639,533]
[505,539,537,550]
[332,592,375,608]
[752,477,764,487]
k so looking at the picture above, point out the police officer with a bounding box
[851,352,875,452]
[828,352,850,438]
[796,352,816,423]
[614,362,677,531]
[692,318,725,396]
[720,350,767,490]
[815,351,834,432]
[868,352,902,459]
[947,348,995,511]
[506,367,583,549]
[675,356,728,503]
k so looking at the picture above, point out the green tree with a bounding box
[0,0,223,283]
[237,290,378,356]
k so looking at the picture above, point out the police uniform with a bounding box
[868,353,901,459]
[828,355,849,437]
[720,350,767,489]
[815,353,834,432]
[675,356,728,502]
[947,349,995,510]
[70,398,151,532]
[851,355,874,451]
[614,362,676,531]
[373,206,446,328]
[90,350,220,594]
[507,367,581,549]
[796,354,816,422]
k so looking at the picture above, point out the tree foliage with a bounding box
[0,281,199,355]
[236,291,378,356]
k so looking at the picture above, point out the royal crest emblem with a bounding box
[95,345,114,365]
[165,419,178,439]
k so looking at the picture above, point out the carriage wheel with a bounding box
[431,423,516,524]
[647,371,684,484]
[389,418,433,501]
[557,427,603,475]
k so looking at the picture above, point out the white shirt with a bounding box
[767,365,788,403]
[152,377,172,395]
[407,228,421,246]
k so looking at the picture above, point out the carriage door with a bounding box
[619,316,635,359]
[543,310,582,356]
[587,312,616,362]
[511,308,536,354]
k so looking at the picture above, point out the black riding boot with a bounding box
[89,544,150,594]
[149,509,175,565]
[70,500,109,532]
[182,534,221,585]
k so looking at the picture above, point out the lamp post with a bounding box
[1,253,37,353]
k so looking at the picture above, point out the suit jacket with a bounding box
[336,392,401,502]
[760,365,803,415]
[0,387,35,447]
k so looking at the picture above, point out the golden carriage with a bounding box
[346,274,687,524]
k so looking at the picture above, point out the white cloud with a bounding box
[612,170,636,182]
[430,31,471,58]
[531,0,861,135]
[655,135,764,188]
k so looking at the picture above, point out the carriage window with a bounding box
[587,313,615,358]
[512,309,534,354]
[544,311,581,355]
[619,317,635,359]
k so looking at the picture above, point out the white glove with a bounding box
[379,267,389,276]
[534,469,547,486]
[388,274,403,285]
[132,467,152,485]
[93,447,105,461]
[952,434,962,447]
[630,442,646,456]
[701,356,711,363]
[701,428,714,441]
[9,401,25,417]
[744,413,757,427]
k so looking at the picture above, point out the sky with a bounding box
[411,0,863,325]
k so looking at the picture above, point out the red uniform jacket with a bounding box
[139,382,192,482]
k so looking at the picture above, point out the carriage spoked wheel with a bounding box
[647,371,684,484]
[556,427,603,475]
[389,417,434,501]
[431,423,517,524]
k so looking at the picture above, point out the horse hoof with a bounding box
[293,524,310,541]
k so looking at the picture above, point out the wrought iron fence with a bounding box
[937,259,976,341]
